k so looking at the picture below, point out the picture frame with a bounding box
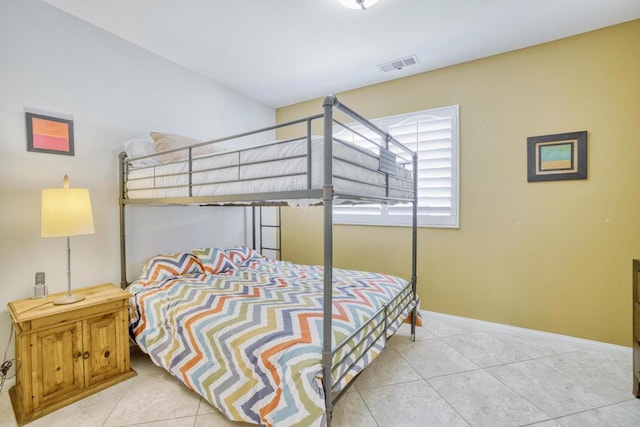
[26,112,75,156]
[527,130,587,182]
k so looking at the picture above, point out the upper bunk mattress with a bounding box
[124,136,413,202]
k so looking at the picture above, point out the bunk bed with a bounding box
[118,95,419,426]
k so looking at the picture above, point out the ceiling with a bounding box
[42,0,640,108]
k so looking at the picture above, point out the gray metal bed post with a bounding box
[322,94,337,425]
[410,152,418,341]
[252,206,257,251]
[118,152,128,289]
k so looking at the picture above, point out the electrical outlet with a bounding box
[34,272,47,298]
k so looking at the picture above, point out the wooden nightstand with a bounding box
[7,283,136,426]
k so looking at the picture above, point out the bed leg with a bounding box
[410,308,417,342]
[324,376,333,427]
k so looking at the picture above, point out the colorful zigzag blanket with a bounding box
[127,259,415,426]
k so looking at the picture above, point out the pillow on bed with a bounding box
[225,246,263,267]
[150,131,223,164]
[122,138,162,167]
[139,252,204,281]
[192,247,237,274]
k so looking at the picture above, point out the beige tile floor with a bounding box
[1,311,639,426]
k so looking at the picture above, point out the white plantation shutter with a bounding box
[333,105,459,228]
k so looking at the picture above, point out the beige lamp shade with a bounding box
[41,183,95,238]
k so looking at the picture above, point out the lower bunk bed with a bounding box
[126,247,417,426]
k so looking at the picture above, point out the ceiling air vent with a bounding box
[378,55,419,73]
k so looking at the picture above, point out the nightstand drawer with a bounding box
[28,300,126,331]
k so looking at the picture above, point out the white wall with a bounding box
[0,0,274,374]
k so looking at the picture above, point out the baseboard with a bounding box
[421,310,631,356]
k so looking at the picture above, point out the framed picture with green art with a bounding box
[527,130,587,182]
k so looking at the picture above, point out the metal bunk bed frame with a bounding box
[118,94,418,425]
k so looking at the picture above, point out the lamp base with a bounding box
[53,294,86,305]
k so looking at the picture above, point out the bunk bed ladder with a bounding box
[252,206,282,260]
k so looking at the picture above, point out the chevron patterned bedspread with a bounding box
[127,258,415,426]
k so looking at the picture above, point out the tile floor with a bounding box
[1,311,638,426]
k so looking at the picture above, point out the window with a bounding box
[333,105,459,228]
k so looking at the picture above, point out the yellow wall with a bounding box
[276,20,640,346]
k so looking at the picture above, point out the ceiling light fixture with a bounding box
[339,0,379,11]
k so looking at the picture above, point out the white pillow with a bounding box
[150,131,223,164]
[122,138,162,167]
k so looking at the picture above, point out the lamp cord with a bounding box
[15,300,53,316]
[1,323,11,363]
[0,323,20,393]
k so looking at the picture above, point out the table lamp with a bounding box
[41,175,95,305]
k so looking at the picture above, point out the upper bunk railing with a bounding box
[119,95,417,207]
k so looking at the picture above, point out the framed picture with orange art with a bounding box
[26,111,75,156]
[527,130,587,182]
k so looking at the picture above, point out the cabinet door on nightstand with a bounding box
[31,322,84,408]
[84,311,126,387]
